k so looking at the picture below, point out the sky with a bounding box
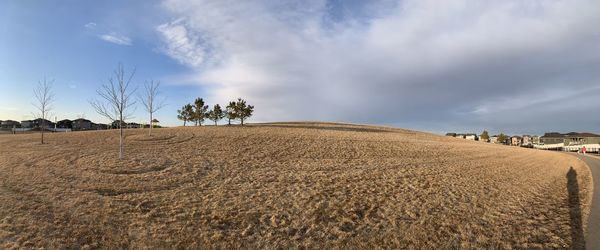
[1,0,600,135]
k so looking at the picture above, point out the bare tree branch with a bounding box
[139,80,167,136]
[89,63,137,159]
[32,77,54,144]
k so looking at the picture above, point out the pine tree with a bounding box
[193,98,209,126]
[497,133,507,144]
[480,130,490,142]
[234,98,254,126]
[225,101,237,125]
[208,104,225,126]
[177,103,194,126]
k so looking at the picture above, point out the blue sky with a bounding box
[0,1,198,126]
[2,0,600,134]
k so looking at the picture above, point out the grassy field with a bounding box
[0,122,592,248]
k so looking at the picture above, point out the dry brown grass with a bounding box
[0,122,592,248]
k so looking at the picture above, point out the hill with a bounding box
[0,122,592,248]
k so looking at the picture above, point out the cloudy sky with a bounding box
[1,0,600,134]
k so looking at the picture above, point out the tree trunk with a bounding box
[119,115,124,160]
[41,120,45,144]
[214,121,217,126]
[241,118,244,126]
[149,113,152,136]
[228,118,231,125]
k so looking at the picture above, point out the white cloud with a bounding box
[100,33,132,46]
[156,19,206,67]
[84,22,96,29]
[157,0,600,133]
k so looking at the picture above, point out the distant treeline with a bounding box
[177,98,254,126]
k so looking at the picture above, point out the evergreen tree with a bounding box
[193,98,209,126]
[497,133,507,144]
[177,103,194,126]
[480,130,490,142]
[225,101,237,125]
[208,104,225,126]
[234,98,254,126]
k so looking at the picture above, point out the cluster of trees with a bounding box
[177,98,254,126]
[89,63,167,159]
[30,63,166,160]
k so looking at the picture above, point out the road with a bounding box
[572,153,600,249]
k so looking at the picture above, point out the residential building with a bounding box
[72,119,92,130]
[127,122,141,129]
[532,136,540,145]
[563,132,600,146]
[21,119,54,129]
[1,120,21,129]
[538,132,600,146]
[465,134,478,141]
[91,123,109,130]
[511,136,522,146]
[540,132,565,145]
[522,135,533,146]
[56,119,73,129]
[490,136,498,144]
[111,120,126,129]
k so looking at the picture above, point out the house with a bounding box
[540,132,565,145]
[511,136,522,146]
[532,136,540,145]
[1,120,21,129]
[127,122,141,129]
[522,135,533,146]
[21,119,54,129]
[56,119,73,129]
[72,118,92,130]
[465,134,478,141]
[455,134,466,139]
[111,120,126,129]
[21,120,33,128]
[490,135,510,145]
[563,132,600,146]
[91,123,109,130]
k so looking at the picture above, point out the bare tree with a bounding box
[90,63,137,159]
[139,80,166,136]
[32,78,55,144]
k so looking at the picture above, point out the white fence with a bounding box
[533,143,564,150]
[533,143,600,153]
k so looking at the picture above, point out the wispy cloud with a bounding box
[156,20,205,67]
[100,33,132,46]
[84,22,96,29]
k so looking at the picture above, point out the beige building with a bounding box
[511,136,522,146]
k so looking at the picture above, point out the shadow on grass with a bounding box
[567,166,586,249]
